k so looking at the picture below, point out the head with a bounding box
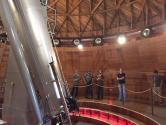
[99,70,102,74]
[154,70,159,75]
[119,68,123,74]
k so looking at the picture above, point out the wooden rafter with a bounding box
[68,17,79,36]
[135,0,146,24]
[108,0,125,29]
[130,1,134,29]
[103,0,107,35]
[90,0,94,37]
[145,0,149,25]
[80,16,92,37]
[109,11,118,29]
[163,0,166,20]
[91,0,104,14]
[78,0,81,36]
[66,0,69,37]
[81,0,104,36]
[150,1,162,17]
[119,10,130,26]
[49,0,60,7]
[56,0,84,35]
[50,0,164,38]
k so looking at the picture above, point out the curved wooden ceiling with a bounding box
[47,0,166,38]
[0,0,165,40]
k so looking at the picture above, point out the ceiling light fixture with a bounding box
[77,44,83,49]
[73,39,80,46]
[141,27,152,37]
[52,39,60,47]
[94,37,103,46]
[117,34,127,45]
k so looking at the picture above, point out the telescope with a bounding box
[0,0,78,124]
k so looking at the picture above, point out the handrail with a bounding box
[153,88,166,99]
[126,88,151,94]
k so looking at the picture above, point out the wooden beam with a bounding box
[56,0,84,35]
[90,0,94,37]
[130,1,134,29]
[162,0,166,20]
[91,0,104,14]
[145,1,149,25]
[119,10,130,25]
[66,0,69,37]
[150,1,162,17]
[117,10,120,29]
[103,0,107,35]
[79,0,81,36]
[109,10,118,28]
[68,0,84,15]
[135,0,146,23]
[116,0,125,9]
[68,18,79,36]
[80,0,104,37]
[108,0,125,29]
[80,16,92,37]
[49,0,60,7]
[93,16,103,30]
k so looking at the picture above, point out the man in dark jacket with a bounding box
[96,70,104,99]
[71,72,81,98]
[153,70,162,103]
[84,71,93,98]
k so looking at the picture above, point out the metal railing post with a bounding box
[151,88,154,115]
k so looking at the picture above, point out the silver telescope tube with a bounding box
[0,0,43,124]
[0,0,71,124]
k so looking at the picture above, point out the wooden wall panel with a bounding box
[56,32,166,104]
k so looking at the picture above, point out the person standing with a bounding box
[96,70,104,100]
[71,72,81,98]
[117,68,126,101]
[153,70,162,103]
[84,71,93,99]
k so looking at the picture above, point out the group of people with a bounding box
[71,70,104,100]
[70,69,125,100]
[70,68,163,103]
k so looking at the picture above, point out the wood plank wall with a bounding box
[0,44,10,118]
[57,31,166,104]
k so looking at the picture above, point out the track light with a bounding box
[117,34,127,45]
[52,39,60,47]
[94,37,102,45]
[141,27,152,37]
[77,44,83,49]
[73,39,80,46]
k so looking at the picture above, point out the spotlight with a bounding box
[141,27,152,37]
[52,39,60,47]
[94,37,102,45]
[77,44,83,49]
[73,39,80,46]
[117,34,127,45]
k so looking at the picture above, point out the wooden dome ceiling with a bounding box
[47,0,166,39]
[0,0,165,41]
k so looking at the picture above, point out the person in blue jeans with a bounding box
[117,68,126,101]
